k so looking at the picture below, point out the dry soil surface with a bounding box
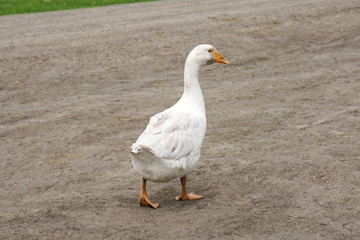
[1,0,360,239]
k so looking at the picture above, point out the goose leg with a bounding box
[139,178,159,208]
[176,176,203,201]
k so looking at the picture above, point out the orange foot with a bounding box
[139,178,159,209]
[176,193,203,201]
[140,195,159,209]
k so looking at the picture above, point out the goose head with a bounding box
[186,44,229,66]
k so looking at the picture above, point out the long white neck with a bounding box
[179,58,205,113]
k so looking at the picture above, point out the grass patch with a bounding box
[0,0,156,15]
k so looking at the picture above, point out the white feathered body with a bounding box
[130,101,206,182]
[130,44,218,183]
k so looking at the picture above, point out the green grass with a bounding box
[0,0,156,15]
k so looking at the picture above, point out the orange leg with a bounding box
[176,176,203,201]
[139,178,159,209]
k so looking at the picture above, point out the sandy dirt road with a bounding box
[1,0,360,239]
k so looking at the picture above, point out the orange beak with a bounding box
[214,49,229,64]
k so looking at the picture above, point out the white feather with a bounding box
[130,44,217,182]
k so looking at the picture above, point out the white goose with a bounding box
[130,44,228,208]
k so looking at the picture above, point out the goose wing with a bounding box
[131,109,206,161]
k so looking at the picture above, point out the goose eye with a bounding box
[208,49,213,53]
